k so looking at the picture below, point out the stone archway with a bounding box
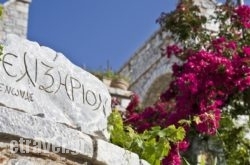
[142,73,172,107]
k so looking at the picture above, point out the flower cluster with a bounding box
[162,36,250,134]
[124,3,250,165]
[165,45,183,58]
[233,5,250,28]
[126,98,175,133]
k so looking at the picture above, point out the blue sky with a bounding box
[1,0,250,72]
[0,0,177,71]
[29,0,176,72]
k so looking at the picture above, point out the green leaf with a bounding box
[178,119,192,126]
[157,129,167,138]
[193,116,201,124]
[108,111,186,165]
[183,157,191,165]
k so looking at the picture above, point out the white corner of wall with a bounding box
[2,0,15,7]
[16,0,32,4]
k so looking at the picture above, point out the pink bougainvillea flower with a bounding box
[166,44,183,58]
[233,5,250,28]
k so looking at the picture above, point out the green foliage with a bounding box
[183,157,191,165]
[91,70,115,82]
[108,110,186,165]
[103,70,115,79]
[224,90,250,118]
[112,73,130,82]
[217,112,250,165]
[216,90,250,164]
[157,0,207,50]
[0,4,2,17]
[93,69,129,81]
[93,70,115,80]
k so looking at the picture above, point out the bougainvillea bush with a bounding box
[109,0,250,164]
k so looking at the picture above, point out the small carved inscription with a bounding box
[0,83,34,102]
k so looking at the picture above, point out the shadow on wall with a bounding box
[142,73,172,107]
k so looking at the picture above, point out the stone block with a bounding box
[16,19,27,27]
[0,34,111,137]
[0,106,94,159]
[16,3,29,13]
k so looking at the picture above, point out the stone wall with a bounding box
[119,29,181,102]
[0,0,31,40]
[0,106,149,165]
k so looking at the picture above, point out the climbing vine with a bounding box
[109,0,250,164]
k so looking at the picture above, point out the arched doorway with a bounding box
[142,73,172,107]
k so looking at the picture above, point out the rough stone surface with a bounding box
[95,139,141,165]
[0,34,111,137]
[119,29,181,101]
[0,106,94,159]
[142,73,172,107]
[119,36,181,102]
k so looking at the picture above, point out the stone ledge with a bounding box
[108,87,132,98]
[16,0,32,4]
[0,106,149,165]
[0,106,94,161]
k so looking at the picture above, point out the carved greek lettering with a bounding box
[102,98,108,116]
[19,90,25,98]
[86,90,97,106]
[0,83,4,92]
[35,59,38,83]
[2,53,18,77]
[0,51,107,112]
[29,93,34,102]
[54,72,71,100]
[11,87,19,96]
[93,94,102,111]
[2,84,33,102]
[82,84,85,104]
[24,92,33,102]
[4,85,11,94]
[16,52,36,87]
[39,62,55,93]
[70,76,81,101]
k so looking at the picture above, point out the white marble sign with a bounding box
[0,34,111,137]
